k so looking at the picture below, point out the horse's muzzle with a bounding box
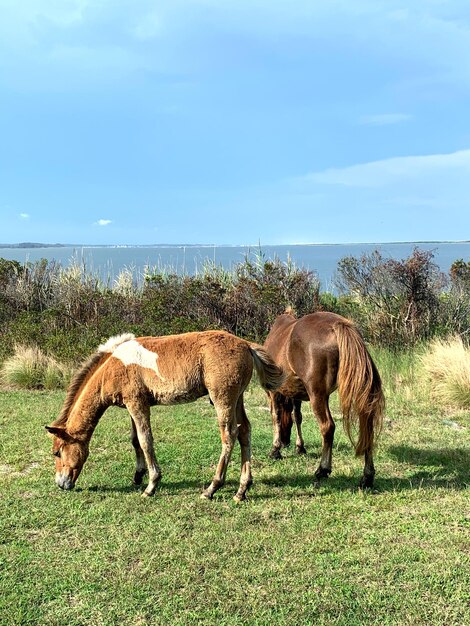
[55,473,75,491]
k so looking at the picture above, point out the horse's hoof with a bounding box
[314,467,331,480]
[141,490,154,498]
[269,448,283,460]
[296,445,307,455]
[133,470,146,486]
[233,493,247,502]
[359,475,374,489]
[200,490,213,500]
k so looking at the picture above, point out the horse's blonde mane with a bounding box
[53,334,135,427]
[98,333,135,354]
[54,352,107,426]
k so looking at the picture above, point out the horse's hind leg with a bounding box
[201,404,238,500]
[234,396,253,502]
[359,415,376,488]
[360,448,375,489]
[127,402,162,497]
[130,417,147,485]
[293,399,307,455]
[307,387,335,481]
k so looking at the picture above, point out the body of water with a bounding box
[0,242,468,290]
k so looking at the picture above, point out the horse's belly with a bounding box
[154,383,208,405]
[279,374,309,400]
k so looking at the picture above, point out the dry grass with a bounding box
[420,335,470,409]
[0,344,72,390]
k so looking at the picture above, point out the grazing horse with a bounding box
[264,311,385,487]
[46,330,284,501]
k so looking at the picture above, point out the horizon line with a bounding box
[1,239,470,249]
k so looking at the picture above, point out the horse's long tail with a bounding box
[249,344,286,392]
[333,320,385,456]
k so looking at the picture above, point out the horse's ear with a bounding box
[45,426,75,442]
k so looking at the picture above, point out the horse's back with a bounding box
[289,313,341,393]
[264,313,297,364]
[138,331,254,402]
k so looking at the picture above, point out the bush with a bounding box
[437,259,470,337]
[0,249,469,365]
[224,254,320,341]
[335,248,446,348]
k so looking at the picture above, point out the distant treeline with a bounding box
[0,248,469,363]
[0,243,69,249]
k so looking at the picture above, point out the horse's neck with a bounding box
[66,387,107,440]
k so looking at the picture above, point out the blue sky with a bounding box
[1,0,470,245]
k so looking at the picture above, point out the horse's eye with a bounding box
[53,450,61,458]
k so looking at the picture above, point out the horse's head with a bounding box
[45,426,89,490]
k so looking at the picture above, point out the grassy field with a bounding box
[0,354,469,626]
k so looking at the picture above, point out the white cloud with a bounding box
[359,113,412,126]
[95,219,112,226]
[19,212,30,219]
[132,10,161,41]
[304,149,470,188]
[277,146,470,242]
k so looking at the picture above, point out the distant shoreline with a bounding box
[1,240,469,249]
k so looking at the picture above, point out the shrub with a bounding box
[420,336,470,409]
[438,259,470,337]
[335,248,446,348]
[224,253,320,341]
[0,250,469,362]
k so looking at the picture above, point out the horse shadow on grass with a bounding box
[85,478,204,496]
[77,444,469,498]
[383,444,469,491]
[257,444,470,496]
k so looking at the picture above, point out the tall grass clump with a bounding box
[421,336,470,409]
[0,345,71,390]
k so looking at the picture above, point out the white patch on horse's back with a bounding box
[112,340,165,379]
[99,333,136,354]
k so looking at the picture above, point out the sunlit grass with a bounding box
[420,335,470,409]
[0,376,468,626]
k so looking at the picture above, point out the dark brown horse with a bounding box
[264,310,385,487]
[46,330,284,501]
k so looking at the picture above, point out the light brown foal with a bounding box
[46,330,284,500]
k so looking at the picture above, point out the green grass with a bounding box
[0,374,469,626]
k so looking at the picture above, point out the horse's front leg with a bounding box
[201,407,237,500]
[130,417,147,485]
[127,402,162,497]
